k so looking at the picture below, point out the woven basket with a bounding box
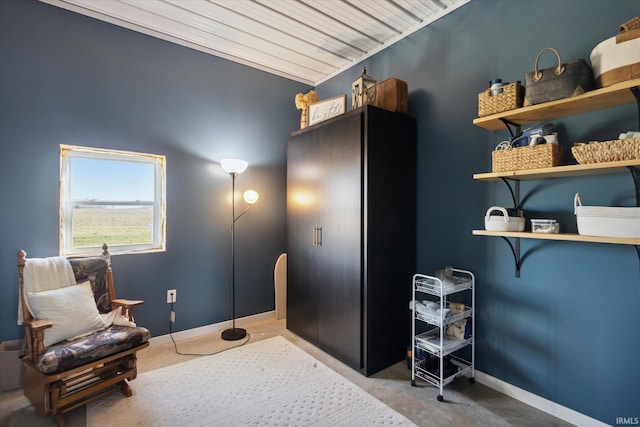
[478,82,524,117]
[620,16,640,32]
[492,144,566,172]
[571,138,640,164]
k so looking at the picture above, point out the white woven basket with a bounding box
[574,193,640,238]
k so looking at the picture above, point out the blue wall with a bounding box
[1,0,638,425]
[0,0,308,338]
[316,0,638,424]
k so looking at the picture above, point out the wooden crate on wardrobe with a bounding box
[374,78,409,114]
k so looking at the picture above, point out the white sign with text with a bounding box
[308,95,347,126]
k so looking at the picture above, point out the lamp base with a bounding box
[221,327,247,341]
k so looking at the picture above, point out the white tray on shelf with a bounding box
[415,306,472,326]
[415,366,458,387]
[415,329,472,356]
[414,358,473,387]
[414,274,472,297]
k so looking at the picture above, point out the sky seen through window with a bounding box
[70,157,155,202]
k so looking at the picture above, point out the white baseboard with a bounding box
[474,370,609,427]
[149,310,276,346]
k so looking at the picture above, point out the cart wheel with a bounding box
[411,380,416,387]
[437,394,444,402]
[469,377,476,384]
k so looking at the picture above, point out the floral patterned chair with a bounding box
[17,244,150,427]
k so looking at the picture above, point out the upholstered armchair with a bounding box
[17,244,150,427]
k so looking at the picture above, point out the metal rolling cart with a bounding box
[411,267,475,401]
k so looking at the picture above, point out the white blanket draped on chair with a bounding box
[18,256,76,324]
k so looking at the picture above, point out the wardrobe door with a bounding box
[286,131,321,342]
[315,113,362,369]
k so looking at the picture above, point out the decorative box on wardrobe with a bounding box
[286,105,416,376]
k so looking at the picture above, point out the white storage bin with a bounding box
[590,35,640,88]
[484,206,525,232]
[574,193,640,238]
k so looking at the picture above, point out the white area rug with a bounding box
[87,336,416,426]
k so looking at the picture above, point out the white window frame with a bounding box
[60,144,166,256]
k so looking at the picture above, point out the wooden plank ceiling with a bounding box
[41,0,471,85]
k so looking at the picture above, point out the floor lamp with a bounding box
[220,158,259,341]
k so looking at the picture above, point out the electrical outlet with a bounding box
[167,289,176,304]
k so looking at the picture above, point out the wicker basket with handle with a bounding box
[492,144,566,172]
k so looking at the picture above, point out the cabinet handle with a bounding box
[312,226,323,246]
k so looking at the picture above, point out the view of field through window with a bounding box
[72,206,153,247]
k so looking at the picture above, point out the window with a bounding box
[60,145,166,256]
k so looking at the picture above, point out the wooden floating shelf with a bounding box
[472,79,640,276]
[473,230,640,246]
[473,79,640,131]
[473,159,640,182]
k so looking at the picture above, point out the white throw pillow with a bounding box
[27,281,107,347]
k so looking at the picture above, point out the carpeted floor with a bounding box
[87,336,416,426]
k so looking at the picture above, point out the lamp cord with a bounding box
[168,301,250,356]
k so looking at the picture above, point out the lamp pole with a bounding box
[219,158,256,341]
[222,170,246,341]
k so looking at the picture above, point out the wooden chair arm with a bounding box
[112,299,144,308]
[25,318,54,331]
[112,299,144,322]
[23,319,53,360]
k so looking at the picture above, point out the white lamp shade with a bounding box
[244,190,259,204]
[220,159,248,174]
